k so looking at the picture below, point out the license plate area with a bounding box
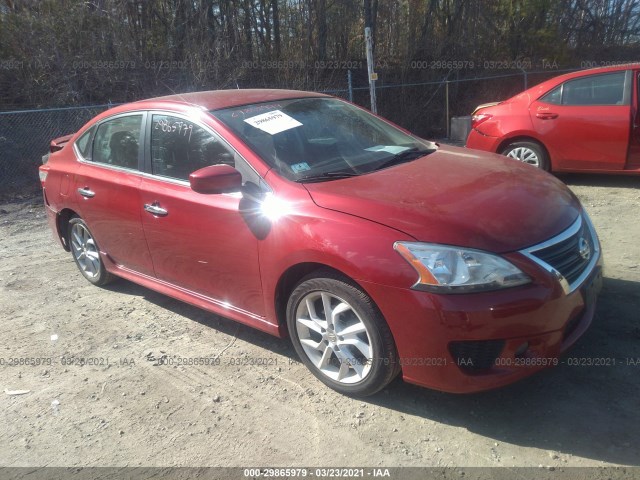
[581,265,603,310]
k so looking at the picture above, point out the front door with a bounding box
[139,113,265,317]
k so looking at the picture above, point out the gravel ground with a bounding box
[0,174,639,469]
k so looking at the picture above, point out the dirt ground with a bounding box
[0,173,639,470]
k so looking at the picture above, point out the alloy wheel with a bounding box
[70,222,101,279]
[505,146,540,167]
[295,291,373,384]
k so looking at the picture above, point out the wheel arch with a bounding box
[56,208,79,251]
[274,262,366,337]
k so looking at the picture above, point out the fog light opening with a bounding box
[514,342,529,358]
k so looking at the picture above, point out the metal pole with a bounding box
[365,27,377,114]
[445,81,450,139]
[347,69,353,103]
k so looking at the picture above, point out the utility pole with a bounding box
[365,27,377,114]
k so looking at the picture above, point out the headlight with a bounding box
[394,242,531,293]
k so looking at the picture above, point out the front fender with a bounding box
[258,206,418,326]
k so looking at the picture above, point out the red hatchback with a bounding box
[39,90,602,396]
[466,64,640,173]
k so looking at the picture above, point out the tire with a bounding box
[68,217,114,286]
[501,141,549,171]
[286,271,399,396]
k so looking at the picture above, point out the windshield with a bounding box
[211,97,436,181]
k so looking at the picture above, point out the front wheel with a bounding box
[68,217,114,286]
[286,272,399,396]
[501,141,549,171]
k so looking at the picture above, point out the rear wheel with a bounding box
[501,141,549,171]
[68,217,114,286]
[286,271,399,396]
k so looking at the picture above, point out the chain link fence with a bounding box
[0,68,570,198]
[0,104,114,197]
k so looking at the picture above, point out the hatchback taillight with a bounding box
[471,113,493,129]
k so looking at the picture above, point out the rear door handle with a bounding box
[77,187,95,198]
[144,203,168,217]
[536,112,558,120]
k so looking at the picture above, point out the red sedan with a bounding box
[466,64,640,173]
[39,89,602,396]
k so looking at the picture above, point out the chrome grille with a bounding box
[521,214,599,294]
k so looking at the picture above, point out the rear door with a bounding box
[530,70,632,171]
[72,112,155,276]
[139,112,265,317]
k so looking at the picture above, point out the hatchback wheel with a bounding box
[501,141,549,170]
[287,272,399,396]
[68,217,113,286]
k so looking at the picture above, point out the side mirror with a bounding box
[189,164,242,194]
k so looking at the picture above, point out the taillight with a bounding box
[39,167,48,184]
[471,113,493,129]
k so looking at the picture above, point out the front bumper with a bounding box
[361,255,603,394]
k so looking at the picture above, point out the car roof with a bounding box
[132,89,329,111]
[547,63,640,83]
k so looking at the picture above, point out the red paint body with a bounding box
[40,89,602,393]
[466,64,640,173]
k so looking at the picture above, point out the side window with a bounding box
[151,114,235,181]
[540,85,562,105]
[561,72,626,106]
[75,125,96,160]
[92,115,142,169]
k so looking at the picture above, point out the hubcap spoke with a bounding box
[305,298,320,321]
[87,255,100,274]
[336,358,350,381]
[297,317,324,335]
[330,301,350,325]
[341,337,372,359]
[318,346,333,369]
[321,293,334,329]
[300,337,322,351]
[350,360,365,379]
[337,322,367,336]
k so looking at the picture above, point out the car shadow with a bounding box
[101,279,298,359]
[557,173,640,189]
[103,276,639,465]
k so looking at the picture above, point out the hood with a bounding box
[303,145,581,253]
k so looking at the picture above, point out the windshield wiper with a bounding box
[373,147,434,171]
[295,171,360,183]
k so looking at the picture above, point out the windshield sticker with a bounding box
[365,145,412,154]
[244,110,303,135]
[290,162,311,173]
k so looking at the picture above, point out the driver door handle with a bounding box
[144,203,168,217]
[536,112,558,120]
